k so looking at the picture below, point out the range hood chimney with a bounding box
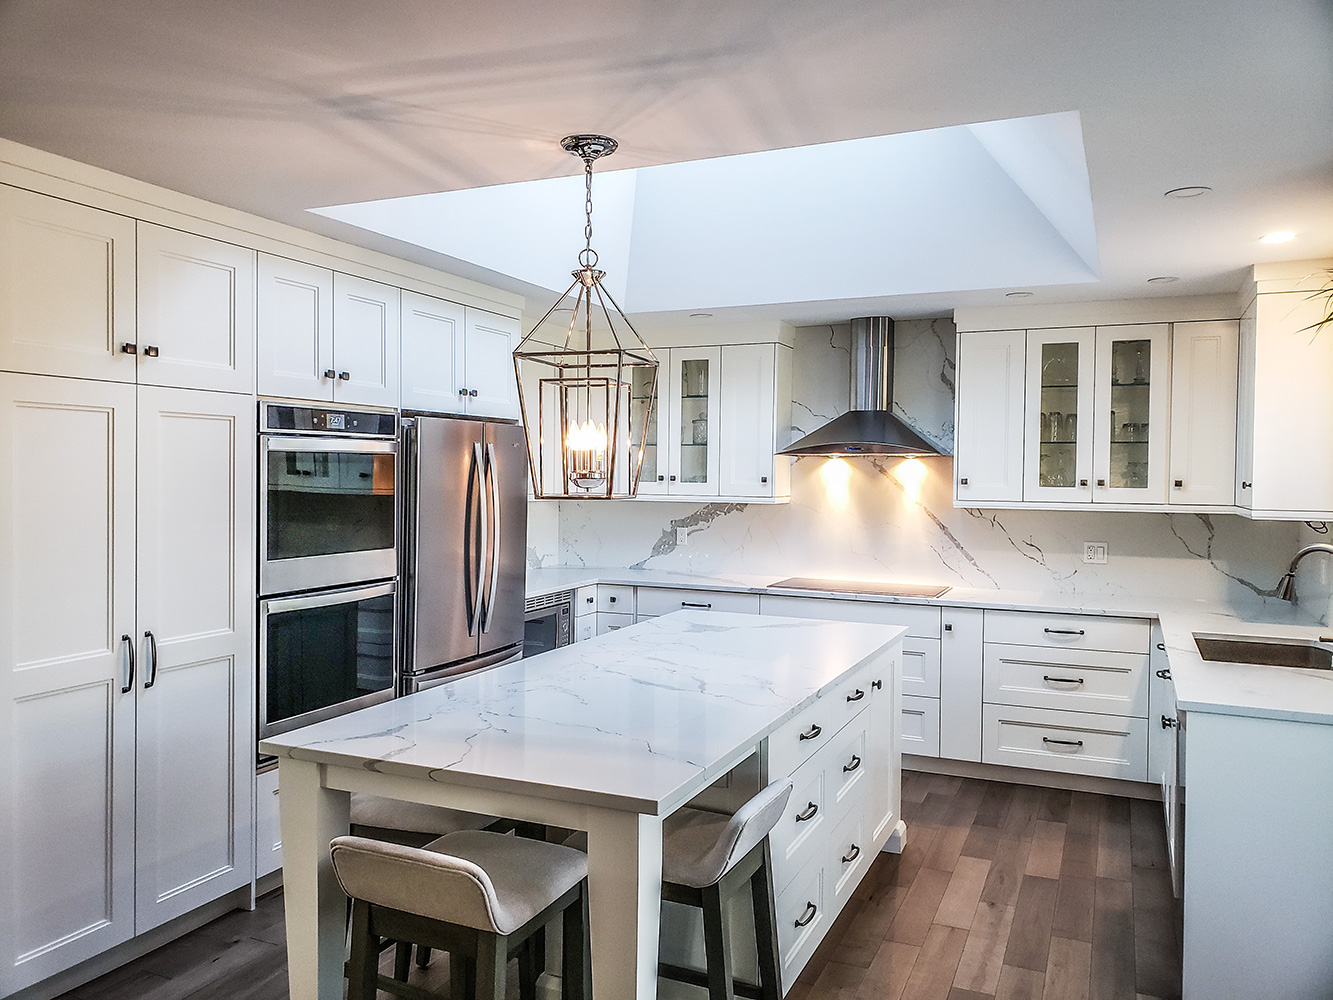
[779,317,943,458]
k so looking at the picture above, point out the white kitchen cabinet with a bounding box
[258,257,400,407]
[462,307,520,419]
[1147,624,1181,896]
[399,290,464,414]
[256,767,283,879]
[666,346,722,496]
[1237,283,1333,518]
[1024,327,1095,502]
[1168,321,1237,507]
[954,330,1026,504]
[900,694,941,757]
[939,607,984,762]
[0,185,138,383]
[1092,324,1171,504]
[0,374,255,995]
[717,342,792,500]
[136,224,256,395]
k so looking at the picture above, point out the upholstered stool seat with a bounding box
[349,792,497,847]
[331,830,591,1000]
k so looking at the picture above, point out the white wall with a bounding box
[539,319,1308,611]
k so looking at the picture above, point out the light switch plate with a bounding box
[1083,541,1108,564]
[676,526,688,546]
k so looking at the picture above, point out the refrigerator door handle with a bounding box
[471,440,487,636]
[481,441,501,633]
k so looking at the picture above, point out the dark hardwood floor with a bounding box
[56,772,1181,1000]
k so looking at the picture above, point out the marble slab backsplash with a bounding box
[532,319,1317,615]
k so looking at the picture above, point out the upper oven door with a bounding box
[260,435,397,595]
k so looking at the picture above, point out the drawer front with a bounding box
[824,718,869,822]
[833,661,873,730]
[255,767,282,878]
[775,855,827,988]
[982,704,1149,781]
[983,610,1149,653]
[770,698,839,778]
[575,585,598,615]
[595,585,634,614]
[595,611,633,635]
[769,751,828,892]
[901,695,941,757]
[758,594,942,639]
[574,617,595,643]
[901,637,942,697]
[828,808,871,913]
[983,643,1149,717]
[635,587,760,617]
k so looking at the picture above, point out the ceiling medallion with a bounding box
[513,135,659,500]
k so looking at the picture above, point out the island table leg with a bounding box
[277,758,350,1000]
[584,809,664,1000]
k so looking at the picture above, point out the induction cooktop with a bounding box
[769,577,952,599]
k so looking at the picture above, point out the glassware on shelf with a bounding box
[692,415,708,444]
[1062,413,1077,441]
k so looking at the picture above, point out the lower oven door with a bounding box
[259,580,396,740]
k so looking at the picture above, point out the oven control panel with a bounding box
[262,401,397,437]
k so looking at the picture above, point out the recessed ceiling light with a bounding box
[689,312,714,319]
[1005,291,1034,298]
[1260,231,1296,244]
[1164,186,1212,199]
[1147,275,1179,284]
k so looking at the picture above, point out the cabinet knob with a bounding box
[459,388,467,396]
[1241,481,1252,490]
[324,369,337,380]
[1161,715,1179,729]
[1174,480,1183,489]
[761,476,768,484]
[944,623,953,631]
[608,596,616,604]
[1096,478,1106,487]
[1079,479,1089,487]
[469,389,478,397]
[338,371,351,381]
[657,475,665,482]
[959,477,969,486]
[142,345,159,358]
[121,342,138,355]
[669,475,676,482]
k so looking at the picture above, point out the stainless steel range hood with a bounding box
[779,317,943,458]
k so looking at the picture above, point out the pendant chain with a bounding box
[583,157,595,254]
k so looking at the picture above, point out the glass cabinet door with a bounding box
[667,346,721,495]
[1024,328,1095,502]
[1093,324,1170,503]
[629,355,667,495]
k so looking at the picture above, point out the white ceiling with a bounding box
[2,0,1330,323]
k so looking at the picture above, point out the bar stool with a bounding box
[331,829,591,1000]
[564,777,792,1000]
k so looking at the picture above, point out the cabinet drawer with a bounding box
[983,610,1149,653]
[635,587,759,617]
[595,612,633,635]
[901,695,941,757]
[828,809,871,913]
[769,751,828,892]
[574,586,598,615]
[255,767,282,878]
[595,585,633,614]
[775,855,826,987]
[758,594,941,638]
[902,637,942,698]
[574,617,595,643]
[983,643,1148,717]
[982,704,1148,781]
[824,718,869,822]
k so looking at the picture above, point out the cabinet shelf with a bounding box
[1040,382,1079,390]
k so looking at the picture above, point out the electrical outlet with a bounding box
[1083,541,1108,564]
[676,526,688,546]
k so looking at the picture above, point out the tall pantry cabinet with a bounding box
[0,186,255,996]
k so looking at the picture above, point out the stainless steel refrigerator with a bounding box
[398,415,529,693]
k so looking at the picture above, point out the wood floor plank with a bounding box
[952,901,1017,995]
[979,834,1033,908]
[995,964,1047,1000]
[1091,877,1136,1000]
[832,880,909,967]
[809,959,869,999]
[1061,792,1101,879]
[936,856,993,929]
[960,822,1002,861]
[948,989,994,1000]
[1097,798,1133,881]
[1024,820,1066,880]
[1042,936,1092,1000]
[1001,785,1043,838]
[1052,874,1096,943]
[889,867,954,946]
[900,923,970,1000]
[1130,865,1181,999]
[1128,799,1169,872]
[896,823,942,888]
[972,781,1017,828]
[1002,875,1060,972]
[923,821,974,876]
[1038,788,1072,824]
[855,939,921,1000]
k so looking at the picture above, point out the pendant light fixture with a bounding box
[513,135,659,499]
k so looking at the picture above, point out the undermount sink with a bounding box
[1193,633,1333,671]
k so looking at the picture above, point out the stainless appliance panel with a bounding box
[403,416,488,673]
[523,591,572,657]
[479,421,529,656]
[401,647,522,695]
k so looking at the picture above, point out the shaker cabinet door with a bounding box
[400,290,464,414]
[1169,320,1237,507]
[332,273,400,408]
[1023,327,1095,503]
[462,307,520,420]
[257,254,334,402]
[0,186,137,383]
[955,330,1026,503]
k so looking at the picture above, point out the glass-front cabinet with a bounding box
[1024,328,1095,502]
[667,346,721,495]
[629,362,665,495]
[1093,324,1170,503]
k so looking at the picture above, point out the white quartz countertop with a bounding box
[528,566,1333,725]
[259,611,906,815]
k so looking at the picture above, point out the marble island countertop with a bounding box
[528,566,1333,725]
[259,610,906,815]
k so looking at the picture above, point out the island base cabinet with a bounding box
[256,767,283,879]
[1183,711,1333,1000]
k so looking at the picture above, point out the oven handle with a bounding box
[481,441,501,633]
[260,580,397,615]
[263,435,397,455]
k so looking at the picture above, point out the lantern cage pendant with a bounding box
[512,135,660,500]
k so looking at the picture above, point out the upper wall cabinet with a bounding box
[955,330,1025,504]
[1022,327,1096,503]
[1091,324,1171,504]
[257,256,400,408]
[137,224,256,394]
[1169,321,1237,507]
[400,293,520,420]
[0,186,137,383]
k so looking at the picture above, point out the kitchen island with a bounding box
[259,610,906,1000]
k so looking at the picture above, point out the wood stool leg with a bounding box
[449,954,473,1000]
[417,944,433,968]
[750,846,782,1000]
[346,900,380,1000]
[701,884,737,1000]
[475,933,509,1000]
[394,940,413,981]
[562,880,592,1000]
[517,939,539,1000]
